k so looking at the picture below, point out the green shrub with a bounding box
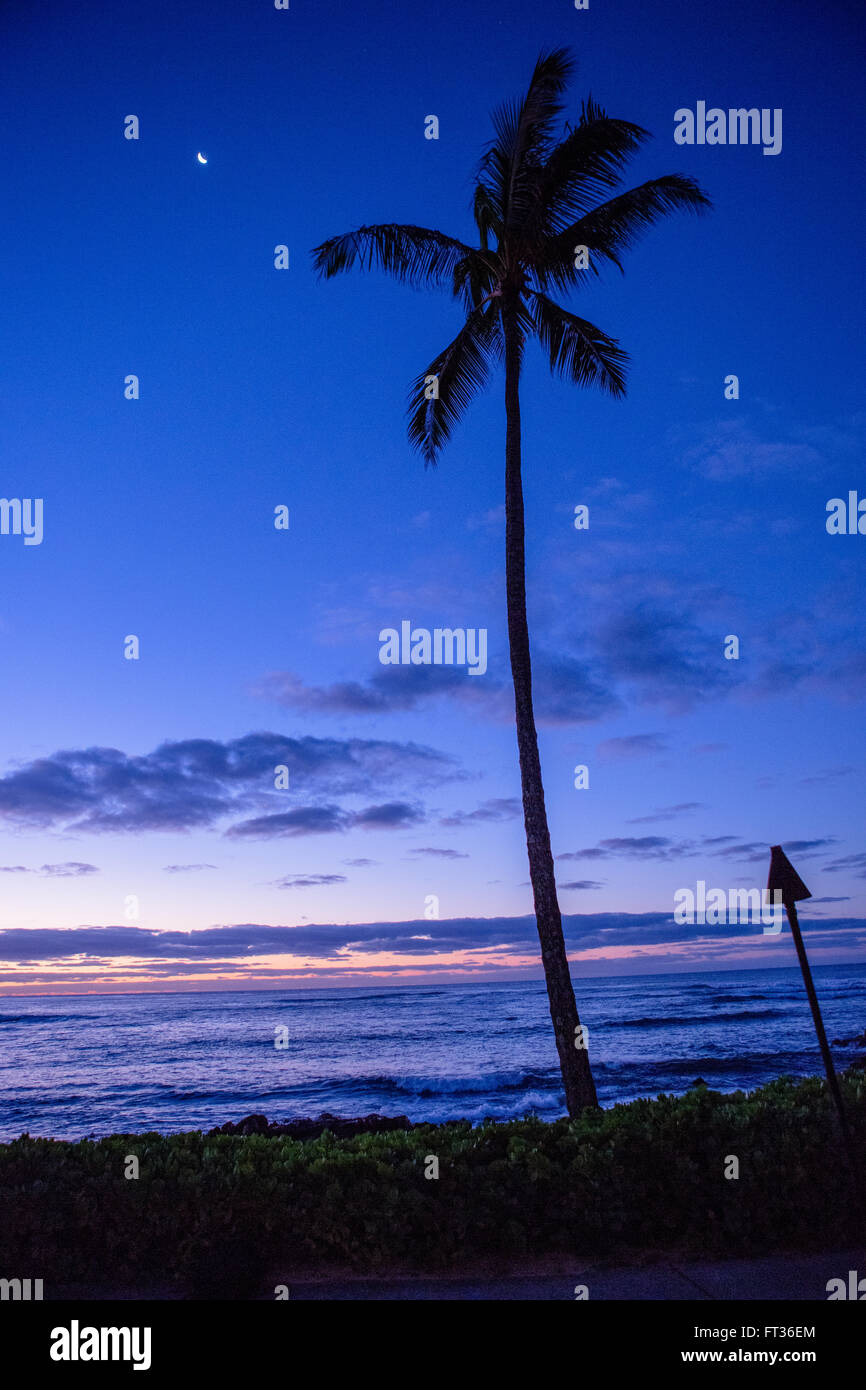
[1,1071,863,1292]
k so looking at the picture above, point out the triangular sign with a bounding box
[767,845,811,902]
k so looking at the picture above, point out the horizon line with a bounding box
[4,957,865,1002]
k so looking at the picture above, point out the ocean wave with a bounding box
[378,1069,558,1097]
[708,993,772,1003]
[273,993,423,1007]
[597,1050,813,1078]
[451,1091,565,1122]
[0,1013,93,1024]
[616,1008,782,1028]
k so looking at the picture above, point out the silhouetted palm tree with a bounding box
[312,49,710,1114]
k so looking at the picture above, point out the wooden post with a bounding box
[768,845,862,1211]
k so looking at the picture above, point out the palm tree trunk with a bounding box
[503,309,598,1116]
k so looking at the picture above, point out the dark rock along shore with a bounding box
[209,1112,421,1140]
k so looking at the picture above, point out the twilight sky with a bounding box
[0,0,864,993]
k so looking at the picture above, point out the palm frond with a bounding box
[495,48,574,163]
[530,291,628,397]
[407,307,503,465]
[472,182,502,251]
[478,48,576,237]
[311,224,475,289]
[532,110,649,236]
[312,51,712,453]
[452,250,499,314]
[535,174,712,293]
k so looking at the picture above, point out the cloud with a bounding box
[530,654,621,725]
[602,837,676,857]
[257,545,866,728]
[0,862,99,877]
[781,839,839,857]
[227,801,425,840]
[709,838,837,864]
[556,835,817,866]
[163,864,217,874]
[824,853,866,878]
[271,874,347,890]
[1,911,863,966]
[558,836,683,862]
[38,862,99,878]
[352,801,424,830]
[254,652,619,728]
[627,803,703,825]
[586,476,626,498]
[743,581,866,707]
[408,847,469,859]
[707,841,771,863]
[679,419,824,482]
[0,734,454,836]
[226,806,351,839]
[466,504,505,531]
[342,858,379,868]
[253,666,492,716]
[596,734,668,761]
[799,768,855,786]
[594,604,735,713]
[440,798,520,828]
[559,880,604,891]
[255,671,396,715]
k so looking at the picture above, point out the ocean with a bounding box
[1,963,864,1142]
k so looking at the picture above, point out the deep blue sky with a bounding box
[0,0,864,991]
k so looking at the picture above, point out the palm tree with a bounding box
[312,49,711,1115]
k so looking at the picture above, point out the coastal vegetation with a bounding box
[2,1072,862,1297]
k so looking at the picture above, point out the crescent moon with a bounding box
[197,152,207,164]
